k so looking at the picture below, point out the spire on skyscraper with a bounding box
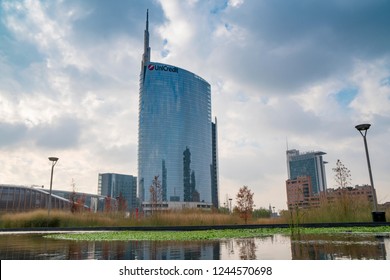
[142,9,151,68]
[146,9,149,32]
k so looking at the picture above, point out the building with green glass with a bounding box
[286,149,327,194]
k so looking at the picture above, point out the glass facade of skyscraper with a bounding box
[286,149,327,194]
[138,62,213,204]
[138,11,217,207]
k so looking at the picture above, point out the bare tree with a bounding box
[70,179,77,213]
[150,175,162,214]
[332,159,352,188]
[117,192,128,213]
[104,196,112,213]
[236,185,254,224]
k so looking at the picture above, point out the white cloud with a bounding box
[156,0,196,58]
[228,0,244,8]
[349,58,390,120]
[3,0,90,70]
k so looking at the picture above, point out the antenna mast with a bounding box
[142,9,151,68]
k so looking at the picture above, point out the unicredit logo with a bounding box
[148,64,178,73]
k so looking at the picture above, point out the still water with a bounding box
[0,232,389,260]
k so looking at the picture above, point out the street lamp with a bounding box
[48,157,59,216]
[355,124,386,222]
[355,124,377,212]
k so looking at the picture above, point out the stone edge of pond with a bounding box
[1,222,389,233]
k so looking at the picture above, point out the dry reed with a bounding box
[281,196,378,224]
[0,209,242,228]
[0,200,388,229]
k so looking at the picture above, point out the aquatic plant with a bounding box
[45,226,390,241]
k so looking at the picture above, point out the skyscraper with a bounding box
[138,11,218,207]
[286,149,327,194]
[211,118,219,208]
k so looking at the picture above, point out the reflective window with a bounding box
[139,63,213,203]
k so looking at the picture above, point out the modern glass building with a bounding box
[98,173,137,211]
[286,149,327,194]
[138,11,217,206]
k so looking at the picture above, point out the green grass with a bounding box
[45,226,390,241]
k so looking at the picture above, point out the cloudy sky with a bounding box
[1,0,390,211]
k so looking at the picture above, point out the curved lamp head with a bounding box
[48,157,59,165]
[355,123,371,137]
[355,124,371,131]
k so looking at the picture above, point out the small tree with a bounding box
[104,196,112,213]
[332,159,352,188]
[149,175,162,214]
[76,194,86,212]
[70,179,78,213]
[117,192,128,213]
[236,185,254,224]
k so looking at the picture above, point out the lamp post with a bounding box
[229,198,232,214]
[355,124,386,222]
[355,124,378,213]
[48,157,59,216]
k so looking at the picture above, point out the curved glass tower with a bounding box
[138,11,216,205]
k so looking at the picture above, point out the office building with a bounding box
[286,149,327,194]
[138,11,218,207]
[286,176,313,209]
[98,173,137,211]
[326,185,374,205]
[286,180,375,210]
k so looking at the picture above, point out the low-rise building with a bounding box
[286,178,375,210]
[0,184,114,213]
[141,201,212,215]
[325,185,374,205]
[286,176,313,209]
[0,184,71,212]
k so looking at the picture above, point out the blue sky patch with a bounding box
[380,76,390,87]
[335,87,358,107]
[210,1,229,15]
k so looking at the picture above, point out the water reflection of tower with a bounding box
[236,239,257,260]
[141,241,219,260]
[96,241,140,260]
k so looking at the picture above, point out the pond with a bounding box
[0,232,389,260]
